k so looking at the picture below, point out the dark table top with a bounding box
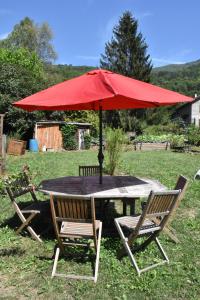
[38,175,167,199]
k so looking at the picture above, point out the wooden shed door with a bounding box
[37,125,63,150]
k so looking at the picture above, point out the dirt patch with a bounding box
[0,273,16,298]
[180,208,198,218]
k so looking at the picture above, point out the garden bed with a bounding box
[134,141,169,151]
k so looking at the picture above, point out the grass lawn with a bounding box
[0,150,200,299]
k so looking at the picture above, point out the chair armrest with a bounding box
[21,210,40,214]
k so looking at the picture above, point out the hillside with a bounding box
[151,59,200,97]
[152,59,200,73]
[45,64,95,85]
[44,60,200,98]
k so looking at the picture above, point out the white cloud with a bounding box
[76,55,99,60]
[0,32,9,40]
[0,8,12,15]
[152,57,185,66]
[100,11,153,47]
[136,11,154,19]
[99,15,119,46]
[178,49,192,57]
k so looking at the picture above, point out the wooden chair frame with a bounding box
[141,175,188,243]
[5,170,42,242]
[79,165,109,215]
[115,190,181,276]
[50,194,102,283]
[161,175,188,243]
[79,165,100,177]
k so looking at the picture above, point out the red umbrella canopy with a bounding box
[13,69,192,111]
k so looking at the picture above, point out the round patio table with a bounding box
[38,175,167,214]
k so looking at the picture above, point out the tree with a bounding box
[0,48,47,138]
[100,11,152,131]
[0,17,57,63]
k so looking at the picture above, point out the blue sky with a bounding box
[0,0,199,67]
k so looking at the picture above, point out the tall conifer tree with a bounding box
[100,11,152,130]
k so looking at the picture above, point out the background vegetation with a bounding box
[0,11,199,142]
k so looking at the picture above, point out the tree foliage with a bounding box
[0,48,47,138]
[100,11,153,132]
[61,124,78,150]
[100,11,152,80]
[0,17,57,63]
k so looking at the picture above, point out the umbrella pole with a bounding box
[98,105,104,184]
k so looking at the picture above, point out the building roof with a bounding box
[175,96,199,112]
[36,121,91,127]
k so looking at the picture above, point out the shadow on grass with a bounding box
[0,200,54,240]
[0,198,123,242]
[0,247,25,256]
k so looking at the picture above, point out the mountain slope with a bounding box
[151,59,200,97]
[152,59,200,73]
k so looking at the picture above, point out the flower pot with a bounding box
[7,139,27,155]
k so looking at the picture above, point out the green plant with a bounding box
[135,134,172,143]
[169,134,185,148]
[105,128,125,175]
[187,125,200,146]
[61,124,77,150]
[84,133,91,150]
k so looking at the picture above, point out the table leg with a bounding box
[123,200,127,215]
[130,198,136,215]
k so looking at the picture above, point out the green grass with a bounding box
[0,150,200,299]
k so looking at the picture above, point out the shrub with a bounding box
[84,133,91,149]
[135,133,186,149]
[169,135,185,148]
[61,124,77,150]
[135,134,172,143]
[187,125,200,146]
[143,122,186,136]
[105,128,125,175]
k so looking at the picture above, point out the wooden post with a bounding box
[0,114,5,174]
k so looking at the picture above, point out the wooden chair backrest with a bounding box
[164,175,188,225]
[174,175,188,203]
[5,171,38,203]
[50,194,97,234]
[135,190,181,234]
[79,165,100,177]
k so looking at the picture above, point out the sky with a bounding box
[0,0,199,67]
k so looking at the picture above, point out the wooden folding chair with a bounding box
[163,175,188,243]
[115,190,181,276]
[50,194,102,282]
[79,165,108,214]
[5,170,47,242]
[141,175,188,243]
[79,165,100,176]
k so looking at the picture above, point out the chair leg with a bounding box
[16,212,42,243]
[51,225,102,282]
[163,226,180,243]
[153,218,180,243]
[25,226,42,242]
[16,212,37,234]
[115,220,169,275]
[94,221,102,283]
[114,219,140,275]
[52,247,60,278]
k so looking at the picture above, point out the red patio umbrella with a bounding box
[13,69,193,183]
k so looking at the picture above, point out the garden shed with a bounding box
[34,121,91,151]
